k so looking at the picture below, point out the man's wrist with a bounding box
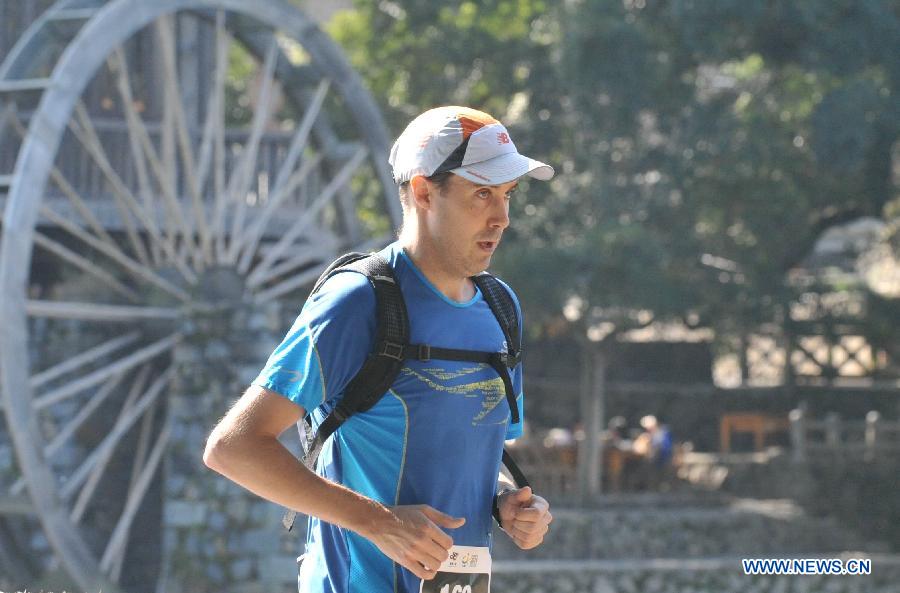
[492,487,515,527]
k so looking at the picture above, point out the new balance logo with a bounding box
[497,132,511,144]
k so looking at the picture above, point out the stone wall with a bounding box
[491,498,877,562]
[491,558,900,593]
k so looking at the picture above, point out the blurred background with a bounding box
[1,1,898,592]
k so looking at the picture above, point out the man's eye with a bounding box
[477,189,491,199]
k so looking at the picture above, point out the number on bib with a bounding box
[436,582,476,593]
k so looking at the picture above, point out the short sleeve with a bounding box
[252,271,376,413]
[500,279,525,441]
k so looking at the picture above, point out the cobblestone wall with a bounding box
[158,301,309,593]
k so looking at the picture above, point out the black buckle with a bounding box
[417,344,431,362]
[500,350,521,368]
[378,341,404,361]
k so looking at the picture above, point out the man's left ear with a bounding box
[408,175,432,210]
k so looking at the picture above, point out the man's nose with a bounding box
[489,197,510,230]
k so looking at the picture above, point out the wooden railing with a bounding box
[2,113,325,208]
[789,408,900,462]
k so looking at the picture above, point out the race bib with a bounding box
[419,545,491,593]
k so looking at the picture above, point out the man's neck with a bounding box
[399,238,474,303]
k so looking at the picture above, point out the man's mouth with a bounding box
[477,240,498,252]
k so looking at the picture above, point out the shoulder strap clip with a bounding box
[377,340,405,361]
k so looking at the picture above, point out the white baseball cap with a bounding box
[389,106,554,186]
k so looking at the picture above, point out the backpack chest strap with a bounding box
[375,340,521,424]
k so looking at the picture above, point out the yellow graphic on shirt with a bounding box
[400,365,507,426]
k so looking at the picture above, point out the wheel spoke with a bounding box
[234,77,331,272]
[209,10,231,262]
[253,234,392,304]
[46,371,133,460]
[33,332,182,411]
[69,371,144,523]
[224,36,281,264]
[6,113,120,252]
[270,79,331,208]
[108,47,166,266]
[247,231,337,290]
[33,232,141,302]
[251,264,323,305]
[156,15,212,268]
[26,300,179,322]
[194,12,227,200]
[30,331,142,390]
[236,153,324,275]
[69,103,153,266]
[99,54,201,283]
[38,206,192,303]
[234,73,330,271]
[100,420,169,575]
[69,365,159,521]
[8,371,132,497]
[63,365,174,504]
[247,146,368,284]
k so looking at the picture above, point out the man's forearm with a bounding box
[204,433,391,539]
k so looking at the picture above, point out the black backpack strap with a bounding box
[471,274,521,368]
[471,274,522,424]
[283,253,408,531]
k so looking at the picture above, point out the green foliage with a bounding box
[320,0,900,342]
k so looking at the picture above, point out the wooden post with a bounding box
[865,410,880,462]
[576,338,607,502]
[825,413,841,459]
[587,345,607,498]
[577,339,591,503]
[789,407,806,463]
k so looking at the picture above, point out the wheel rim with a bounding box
[0,1,398,590]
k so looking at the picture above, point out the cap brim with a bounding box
[452,152,554,185]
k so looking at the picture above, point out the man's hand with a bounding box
[368,504,465,580]
[497,486,552,550]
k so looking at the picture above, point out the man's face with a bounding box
[424,174,517,277]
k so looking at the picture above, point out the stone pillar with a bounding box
[158,299,306,593]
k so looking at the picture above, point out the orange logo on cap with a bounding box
[497,132,511,144]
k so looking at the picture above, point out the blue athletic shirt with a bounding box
[252,242,524,593]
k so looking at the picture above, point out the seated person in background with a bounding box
[634,415,673,490]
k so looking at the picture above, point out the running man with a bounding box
[204,106,554,592]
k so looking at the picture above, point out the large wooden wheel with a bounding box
[0,1,398,590]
